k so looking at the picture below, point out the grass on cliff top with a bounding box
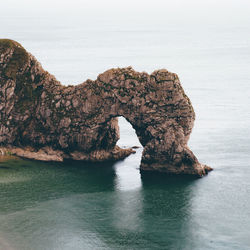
[0,39,28,80]
[0,39,23,50]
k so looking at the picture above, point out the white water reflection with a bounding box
[112,117,143,232]
[113,149,143,191]
[112,160,144,232]
[111,188,144,232]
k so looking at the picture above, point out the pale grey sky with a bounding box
[2,0,250,22]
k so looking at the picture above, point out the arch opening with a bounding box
[116,116,142,150]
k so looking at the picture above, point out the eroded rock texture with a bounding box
[0,39,211,176]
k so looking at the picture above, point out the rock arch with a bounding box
[0,39,211,176]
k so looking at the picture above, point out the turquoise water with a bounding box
[1,0,250,249]
[1,142,250,250]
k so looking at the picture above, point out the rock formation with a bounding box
[0,39,212,176]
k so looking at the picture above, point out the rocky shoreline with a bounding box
[0,39,212,176]
[0,146,135,162]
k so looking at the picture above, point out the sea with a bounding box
[0,0,250,249]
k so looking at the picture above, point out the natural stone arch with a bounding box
[0,39,212,176]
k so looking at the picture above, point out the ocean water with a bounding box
[1,0,250,249]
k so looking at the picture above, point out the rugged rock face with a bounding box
[0,39,212,176]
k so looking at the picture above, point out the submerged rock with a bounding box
[0,39,212,176]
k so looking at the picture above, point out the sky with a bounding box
[1,0,250,84]
[2,0,250,25]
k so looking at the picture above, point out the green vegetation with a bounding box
[0,39,44,113]
[6,151,13,156]
[0,39,28,80]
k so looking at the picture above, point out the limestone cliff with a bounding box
[0,39,212,176]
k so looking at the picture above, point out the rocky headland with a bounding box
[0,39,212,176]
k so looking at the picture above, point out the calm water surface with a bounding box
[1,0,250,249]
